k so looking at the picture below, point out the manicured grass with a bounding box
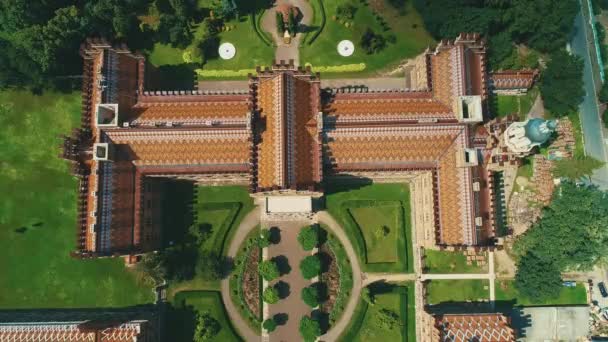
[0,90,154,308]
[569,112,586,158]
[426,280,490,305]
[170,291,242,342]
[148,42,185,66]
[423,250,488,274]
[494,88,539,119]
[300,0,434,77]
[516,156,534,179]
[495,280,588,306]
[349,205,398,263]
[339,285,415,342]
[326,183,413,273]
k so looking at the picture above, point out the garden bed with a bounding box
[323,231,354,325]
[319,243,339,313]
[242,243,261,318]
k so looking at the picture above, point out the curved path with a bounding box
[220,209,262,342]
[316,211,364,341]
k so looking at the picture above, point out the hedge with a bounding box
[304,63,366,73]
[306,0,326,45]
[251,11,274,46]
[196,68,257,78]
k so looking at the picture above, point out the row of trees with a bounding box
[514,182,608,300]
[414,0,578,68]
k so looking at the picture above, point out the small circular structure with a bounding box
[337,40,355,57]
[219,42,236,60]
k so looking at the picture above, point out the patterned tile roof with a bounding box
[255,75,283,188]
[490,70,538,90]
[434,314,516,342]
[129,98,249,125]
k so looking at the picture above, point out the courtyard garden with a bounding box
[300,0,434,76]
[495,280,587,306]
[0,90,154,308]
[422,249,488,274]
[326,183,413,273]
[491,87,539,119]
[168,290,242,342]
[425,279,490,305]
[340,284,416,342]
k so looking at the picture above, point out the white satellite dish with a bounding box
[219,42,236,60]
[337,40,355,57]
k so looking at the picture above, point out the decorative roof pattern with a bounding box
[0,322,144,342]
[130,100,249,125]
[256,75,283,188]
[434,314,516,342]
[490,69,538,90]
[293,77,320,187]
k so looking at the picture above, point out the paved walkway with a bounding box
[220,209,261,342]
[260,0,313,66]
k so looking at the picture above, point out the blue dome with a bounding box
[524,119,557,145]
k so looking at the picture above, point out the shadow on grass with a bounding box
[312,309,330,334]
[273,312,289,325]
[269,226,282,244]
[146,63,197,91]
[166,303,198,342]
[318,251,332,273]
[272,255,291,276]
[275,280,291,299]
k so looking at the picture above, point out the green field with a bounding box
[339,285,415,342]
[494,88,539,119]
[423,250,488,274]
[349,205,399,263]
[0,90,154,308]
[495,280,588,306]
[426,280,490,305]
[169,291,242,342]
[326,183,413,273]
[300,0,434,76]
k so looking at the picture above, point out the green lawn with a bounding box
[300,0,434,77]
[0,90,154,308]
[494,88,539,119]
[169,291,242,342]
[148,42,185,66]
[326,183,413,273]
[426,280,490,305]
[167,185,255,298]
[495,280,588,306]
[339,285,415,342]
[349,205,399,263]
[423,250,488,274]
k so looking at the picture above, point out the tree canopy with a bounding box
[297,225,319,251]
[259,260,280,281]
[513,182,608,298]
[299,316,321,342]
[299,255,322,280]
[194,312,221,342]
[540,50,585,117]
[553,156,605,181]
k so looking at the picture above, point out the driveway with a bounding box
[571,8,608,189]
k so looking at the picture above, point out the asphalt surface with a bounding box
[571,10,608,189]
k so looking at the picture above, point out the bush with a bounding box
[360,28,386,54]
[194,312,221,342]
[263,318,277,332]
[297,225,319,251]
[375,308,399,330]
[303,63,366,73]
[299,316,321,342]
[299,255,321,280]
[336,2,358,21]
[263,286,280,304]
[599,82,608,103]
[276,11,284,33]
[259,260,280,281]
[259,229,271,248]
[301,285,320,307]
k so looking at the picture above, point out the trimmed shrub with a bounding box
[299,316,321,342]
[263,318,277,332]
[336,2,358,21]
[195,68,258,77]
[259,260,280,281]
[303,63,366,73]
[301,285,320,307]
[258,228,271,248]
[360,28,386,54]
[299,255,321,280]
[297,225,319,251]
[263,286,280,304]
[276,11,284,33]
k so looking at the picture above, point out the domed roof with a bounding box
[524,118,557,145]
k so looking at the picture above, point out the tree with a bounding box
[137,252,168,284]
[276,11,284,34]
[336,2,358,21]
[360,28,387,54]
[263,286,280,304]
[299,255,321,280]
[488,31,515,68]
[287,10,297,35]
[297,226,319,251]
[197,251,222,281]
[263,318,277,332]
[375,308,400,330]
[194,312,221,342]
[301,285,320,307]
[553,156,605,181]
[258,229,271,248]
[259,260,280,281]
[219,0,238,19]
[299,316,321,342]
[515,252,563,300]
[599,82,608,103]
[540,50,584,117]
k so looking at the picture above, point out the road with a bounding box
[571,8,608,189]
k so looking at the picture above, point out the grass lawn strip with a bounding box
[423,250,488,274]
[326,183,413,273]
[495,280,587,306]
[349,205,399,263]
[171,290,242,342]
[426,280,490,305]
[0,90,154,308]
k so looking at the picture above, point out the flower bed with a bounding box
[243,245,261,316]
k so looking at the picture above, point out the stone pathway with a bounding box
[260,0,313,66]
[220,209,261,342]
